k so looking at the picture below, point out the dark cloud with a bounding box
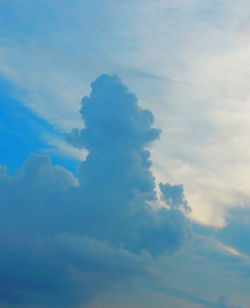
[0,234,149,308]
[0,74,191,307]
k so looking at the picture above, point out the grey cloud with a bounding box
[0,74,191,307]
[66,74,191,255]
[0,234,148,308]
[217,207,250,257]
[160,183,190,211]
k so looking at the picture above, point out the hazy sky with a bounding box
[0,1,250,307]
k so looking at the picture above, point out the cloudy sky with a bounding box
[1,1,250,307]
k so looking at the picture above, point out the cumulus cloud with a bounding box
[66,74,191,255]
[0,75,191,307]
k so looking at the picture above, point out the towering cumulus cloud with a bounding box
[67,74,190,254]
[0,75,191,307]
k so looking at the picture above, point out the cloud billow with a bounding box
[0,74,191,307]
[66,74,190,254]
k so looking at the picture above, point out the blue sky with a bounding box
[1,1,250,307]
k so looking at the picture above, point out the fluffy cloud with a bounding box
[66,74,191,255]
[0,75,191,307]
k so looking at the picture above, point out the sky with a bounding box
[0,1,250,307]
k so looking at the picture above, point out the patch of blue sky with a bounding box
[0,77,80,174]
